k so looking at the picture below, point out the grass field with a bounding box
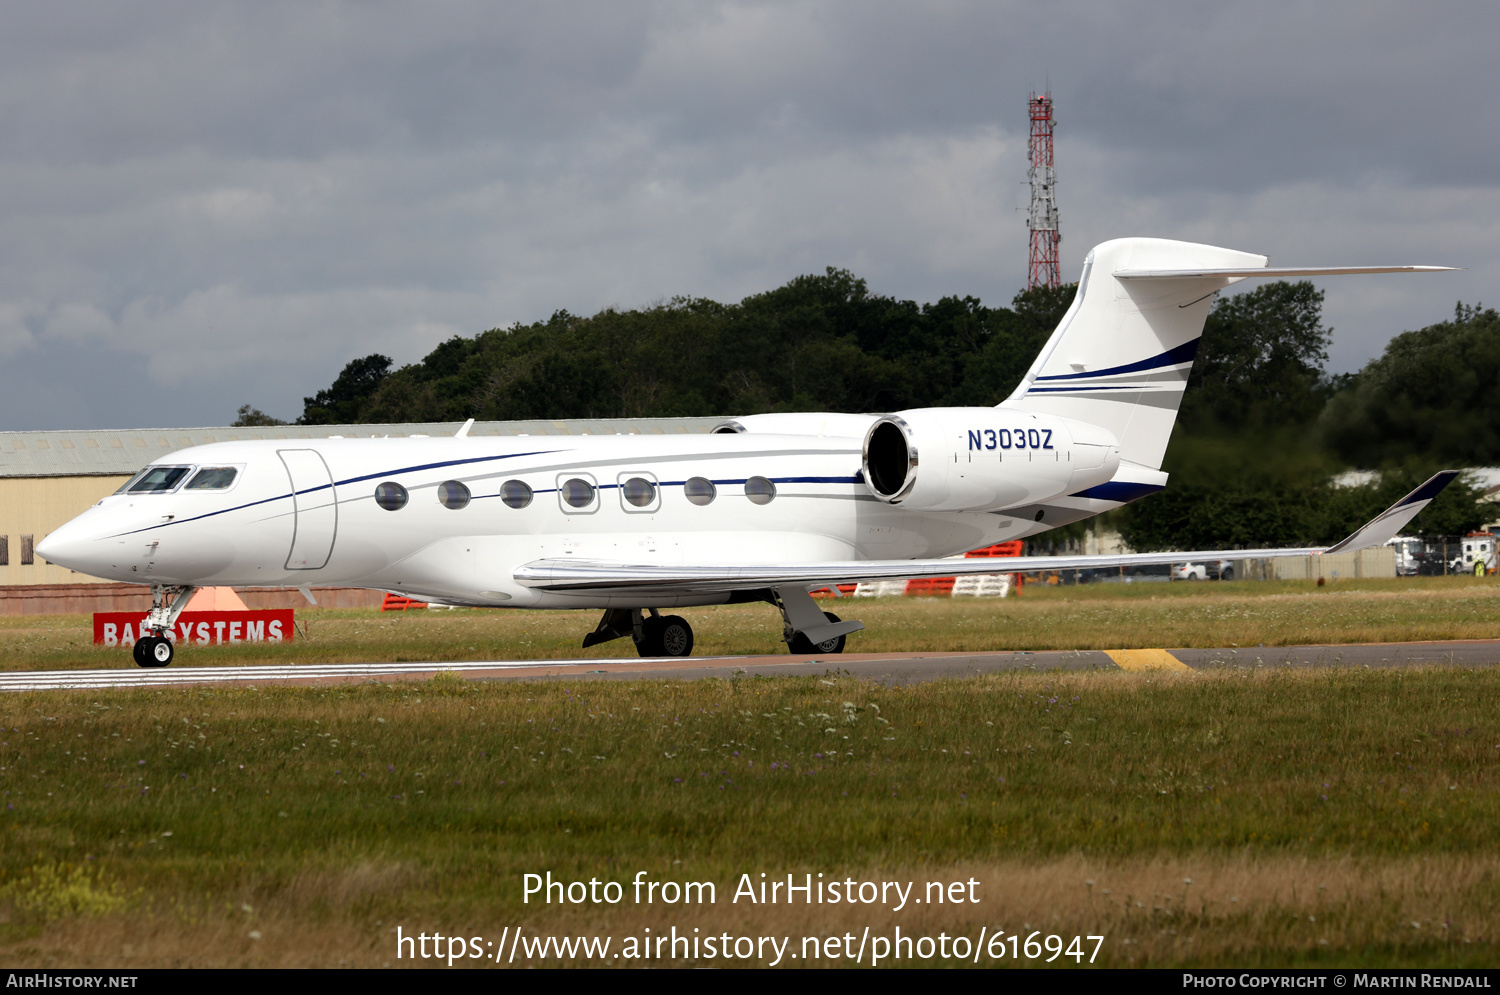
[2,662,1499,967]
[5,575,1500,671]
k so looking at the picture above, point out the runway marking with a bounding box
[0,658,663,693]
[1105,648,1192,672]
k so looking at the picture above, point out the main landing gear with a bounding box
[787,612,848,655]
[578,587,866,659]
[131,584,196,669]
[773,586,864,657]
[582,608,695,659]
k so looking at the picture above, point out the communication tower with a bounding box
[1026,91,1061,290]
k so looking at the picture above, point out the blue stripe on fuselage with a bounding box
[1034,338,1200,382]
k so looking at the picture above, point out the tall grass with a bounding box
[2,667,1498,966]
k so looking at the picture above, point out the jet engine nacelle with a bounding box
[862,407,1121,512]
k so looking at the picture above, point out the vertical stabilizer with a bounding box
[1003,238,1266,471]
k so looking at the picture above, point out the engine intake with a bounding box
[861,407,1120,513]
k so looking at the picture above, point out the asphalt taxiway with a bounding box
[3,640,1499,692]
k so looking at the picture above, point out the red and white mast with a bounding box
[1026,91,1061,290]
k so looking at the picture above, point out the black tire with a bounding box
[136,635,174,668]
[1219,567,1234,582]
[634,616,694,658]
[657,615,693,657]
[633,617,663,658]
[788,611,847,655]
[132,638,150,667]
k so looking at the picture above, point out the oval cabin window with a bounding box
[621,477,656,508]
[500,480,533,509]
[561,478,595,509]
[684,477,716,506]
[745,476,776,505]
[437,480,471,510]
[375,482,408,511]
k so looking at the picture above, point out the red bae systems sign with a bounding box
[94,611,296,647]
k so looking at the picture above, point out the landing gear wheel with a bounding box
[788,611,847,655]
[134,635,174,668]
[634,615,694,658]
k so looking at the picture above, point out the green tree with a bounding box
[1321,303,1500,466]
[1180,280,1331,431]
[306,270,1066,423]
[231,404,286,427]
[299,354,394,425]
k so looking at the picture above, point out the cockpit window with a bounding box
[126,465,192,493]
[113,468,152,494]
[184,467,239,490]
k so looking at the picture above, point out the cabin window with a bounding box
[374,482,408,511]
[437,480,471,510]
[184,467,238,490]
[500,480,533,509]
[561,477,596,509]
[127,465,191,493]
[684,477,716,506]
[621,476,657,509]
[745,475,776,505]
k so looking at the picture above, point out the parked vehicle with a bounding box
[1170,560,1235,581]
[1387,536,1424,576]
[1386,534,1495,576]
[1458,532,1496,576]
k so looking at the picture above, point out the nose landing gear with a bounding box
[131,584,196,669]
[132,635,175,668]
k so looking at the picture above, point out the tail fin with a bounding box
[1002,237,1265,471]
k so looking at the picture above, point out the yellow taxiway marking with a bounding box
[1105,648,1192,673]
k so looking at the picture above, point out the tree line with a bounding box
[236,272,1500,549]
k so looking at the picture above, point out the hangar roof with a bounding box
[0,418,725,478]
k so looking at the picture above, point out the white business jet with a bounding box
[38,238,1456,667]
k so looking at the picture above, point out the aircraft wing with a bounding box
[515,472,1459,596]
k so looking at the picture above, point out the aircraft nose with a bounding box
[35,520,110,575]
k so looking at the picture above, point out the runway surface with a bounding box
[3,639,1499,692]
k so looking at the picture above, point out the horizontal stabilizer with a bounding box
[514,474,1459,596]
[1115,265,1456,279]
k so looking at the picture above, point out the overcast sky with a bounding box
[2,1,1495,430]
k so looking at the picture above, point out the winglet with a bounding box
[455,418,475,438]
[1325,471,1461,554]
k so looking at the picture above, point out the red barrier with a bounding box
[94,610,296,647]
[381,593,429,611]
[904,577,957,597]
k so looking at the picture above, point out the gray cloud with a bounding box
[0,0,1494,429]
